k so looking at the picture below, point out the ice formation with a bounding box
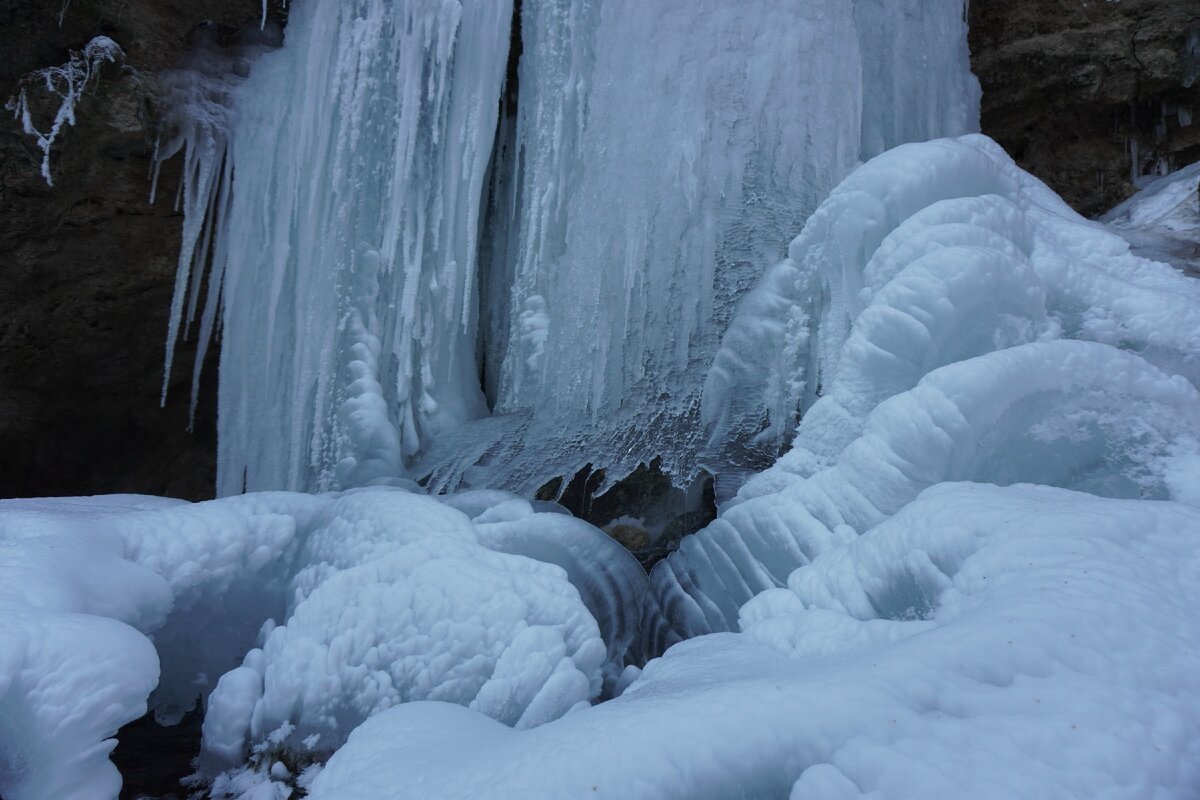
[1102,160,1200,274]
[658,134,1200,646]
[8,0,1200,796]
[0,488,644,799]
[163,0,979,497]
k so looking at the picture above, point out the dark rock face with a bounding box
[0,1,1194,499]
[970,0,1200,217]
[0,1,279,499]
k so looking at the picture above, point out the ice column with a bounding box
[201,0,511,494]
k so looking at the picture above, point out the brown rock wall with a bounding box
[970,0,1200,216]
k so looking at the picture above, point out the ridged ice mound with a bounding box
[661,134,1200,647]
[0,489,646,800]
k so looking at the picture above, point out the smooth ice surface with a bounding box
[164,0,979,496]
[0,488,642,798]
[306,485,1200,799]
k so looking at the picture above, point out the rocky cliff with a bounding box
[0,0,1196,499]
[970,0,1200,216]
[0,1,277,499]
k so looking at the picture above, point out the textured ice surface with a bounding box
[6,35,124,186]
[164,0,979,496]
[455,491,653,690]
[305,485,1200,799]
[0,489,640,798]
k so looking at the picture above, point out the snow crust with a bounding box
[163,0,978,497]
[0,489,642,799]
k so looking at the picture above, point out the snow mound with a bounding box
[305,485,1200,799]
[0,489,641,798]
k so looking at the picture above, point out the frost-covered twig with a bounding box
[5,35,125,186]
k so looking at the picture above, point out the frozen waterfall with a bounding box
[163,0,980,497]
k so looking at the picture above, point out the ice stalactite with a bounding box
[463,0,866,496]
[153,22,282,421]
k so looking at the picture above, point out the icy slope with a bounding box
[0,489,645,800]
[308,485,1200,799]
[164,0,979,497]
[1102,162,1200,275]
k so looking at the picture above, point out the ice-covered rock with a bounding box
[1102,161,1200,275]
